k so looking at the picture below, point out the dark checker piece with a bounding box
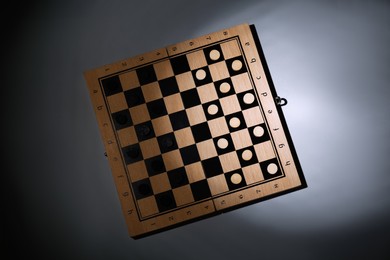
[157,133,178,153]
[136,65,157,85]
[124,88,145,108]
[101,75,122,96]
[112,109,132,130]
[145,155,166,176]
[132,178,153,200]
[135,121,155,141]
[155,190,177,212]
[122,144,143,164]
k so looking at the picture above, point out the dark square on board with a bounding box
[213,134,235,155]
[180,144,201,165]
[237,146,258,167]
[157,132,178,153]
[226,56,247,77]
[132,178,153,200]
[214,78,235,98]
[248,124,270,144]
[191,122,212,143]
[101,75,123,97]
[167,167,189,189]
[201,157,223,178]
[225,169,247,190]
[170,55,190,75]
[237,90,259,110]
[202,100,224,121]
[180,89,201,108]
[169,110,190,131]
[146,99,168,119]
[145,155,166,176]
[155,190,177,212]
[124,87,145,108]
[203,44,225,64]
[122,144,143,164]
[159,76,180,97]
[192,66,213,87]
[260,158,283,180]
[134,121,155,141]
[112,109,132,130]
[136,65,157,85]
[190,180,212,201]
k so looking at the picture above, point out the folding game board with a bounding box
[84,23,306,238]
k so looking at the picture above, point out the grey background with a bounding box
[2,0,389,259]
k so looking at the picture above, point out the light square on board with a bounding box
[151,115,173,137]
[208,117,230,138]
[129,104,150,125]
[174,127,195,148]
[127,161,148,182]
[197,83,218,103]
[138,196,159,218]
[207,175,229,196]
[162,150,184,171]
[164,93,185,114]
[153,59,174,80]
[231,129,253,150]
[139,138,161,159]
[185,105,207,126]
[107,92,128,113]
[186,50,207,70]
[150,173,171,194]
[220,39,242,59]
[208,61,230,82]
[141,82,162,102]
[242,107,264,127]
[119,70,140,91]
[175,72,196,91]
[117,126,138,147]
[219,151,241,173]
[242,163,264,184]
[254,141,275,163]
[185,162,205,183]
[231,73,253,94]
[220,95,241,115]
[173,185,195,206]
[196,139,218,160]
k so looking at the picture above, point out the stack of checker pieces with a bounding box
[84,24,306,238]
